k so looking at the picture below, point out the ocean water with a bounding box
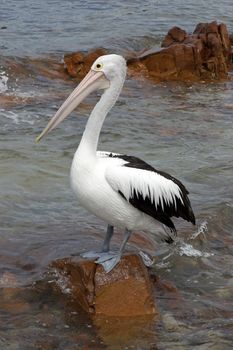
[0,1,233,349]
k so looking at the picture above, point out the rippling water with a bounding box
[0,1,233,349]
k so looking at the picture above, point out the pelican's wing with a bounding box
[105,154,195,233]
[97,151,122,158]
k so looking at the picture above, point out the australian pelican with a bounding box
[36,54,195,272]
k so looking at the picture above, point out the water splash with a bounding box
[0,70,9,93]
[1,109,20,124]
[179,242,213,258]
[190,220,208,240]
[48,268,71,295]
[139,250,154,266]
[1,109,36,126]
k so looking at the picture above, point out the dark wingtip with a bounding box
[189,209,196,225]
[163,236,174,244]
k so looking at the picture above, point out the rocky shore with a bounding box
[1,21,232,111]
[64,21,232,82]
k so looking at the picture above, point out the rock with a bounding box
[65,22,232,82]
[162,312,180,331]
[0,271,18,287]
[161,26,188,47]
[64,48,108,79]
[0,287,30,314]
[0,95,35,109]
[128,21,232,81]
[51,253,158,317]
[229,33,233,46]
[94,314,157,349]
[0,55,71,109]
[50,254,158,348]
[94,254,157,316]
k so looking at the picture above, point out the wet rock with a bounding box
[65,22,232,82]
[46,255,159,348]
[0,55,72,109]
[161,26,188,47]
[0,287,30,314]
[0,55,67,81]
[0,95,35,109]
[94,254,157,317]
[0,271,18,287]
[51,253,158,317]
[94,314,157,349]
[64,48,108,79]
[128,21,232,81]
[162,312,180,331]
[229,33,233,46]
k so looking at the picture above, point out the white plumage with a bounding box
[37,54,195,272]
[105,159,183,209]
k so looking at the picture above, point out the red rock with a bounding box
[65,22,232,82]
[229,33,233,46]
[47,256,162,348]
[0,287,30,314]
[128,21,232,81]
[0,95,34,109]
[161,26,187,47]
[51,253,158,317]
[64,48,108,79]
[94,254,157,316]
[94,314,156,349]
[0,271,18,287]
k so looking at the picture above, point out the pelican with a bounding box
[36,54,195,272]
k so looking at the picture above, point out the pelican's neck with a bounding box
[78,77,124,158]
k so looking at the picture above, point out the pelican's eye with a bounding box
[95,63,103,70]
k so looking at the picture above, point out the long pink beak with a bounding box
[36,70,109,143]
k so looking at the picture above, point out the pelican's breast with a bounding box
[70,151,126,221]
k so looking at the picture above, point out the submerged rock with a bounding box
[64,21,232,82]
[51,253,158,317]
[64,48,108,80]
[49,254,159,348]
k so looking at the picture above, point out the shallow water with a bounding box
[0,1,233,349]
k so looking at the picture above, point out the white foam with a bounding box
[1,110,19,124]
[0,71,9,93]
[49,268,72,295]
[1,109,35,125]
[179,242,213,258]
[139,250,154,266]
[190,220,208,240]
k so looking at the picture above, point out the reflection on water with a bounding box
[0,0,233,348]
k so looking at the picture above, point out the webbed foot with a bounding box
[81,250,115,260]
[95,253,121,273]
[81,251,101,259]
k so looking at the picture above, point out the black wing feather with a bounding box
[109,153,195,233]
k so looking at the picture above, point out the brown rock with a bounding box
[62,22,232,82]
[1,55,67,81]
[0,287,30,314]
[128,21,232,81]
[94,254,156,316]
[50,254,159,348]
[64,48,108,79]
[229,33,233,46]
[161,26,187,47]
[0,94,35,109]
[0,271,18,287]
[94,314,157,349]
[51,253,158,317]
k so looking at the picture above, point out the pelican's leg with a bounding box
[101,225,114,252]
[96,228,132,273]
[81,225,114,259]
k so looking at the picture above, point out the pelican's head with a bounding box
[36,54,127,143]
[92,54,127,82]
